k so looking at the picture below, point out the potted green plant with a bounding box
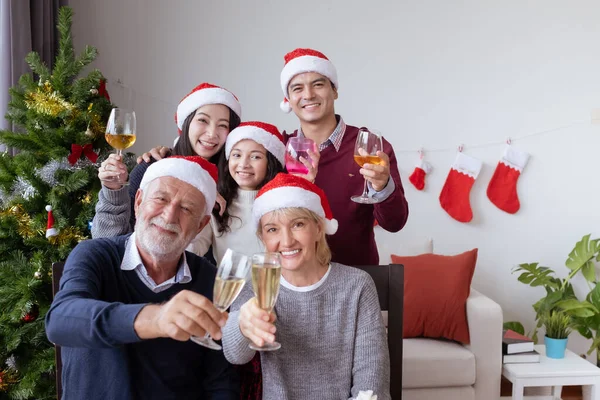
[543,310,572,358]
[506,234,600,364]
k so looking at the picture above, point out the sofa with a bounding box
[375,232,504,399]
[401,288,503,400]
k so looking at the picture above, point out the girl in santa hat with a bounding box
[189,121,288,265]
[221,173,390,400]
[92,82,242,238]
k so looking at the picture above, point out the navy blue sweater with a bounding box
[45,234,239,400]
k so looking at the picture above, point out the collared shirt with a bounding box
[297,115,395,200]
[121,232,192,293]
[297,115,347,152]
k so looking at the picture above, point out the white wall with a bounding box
[68,0,600,356]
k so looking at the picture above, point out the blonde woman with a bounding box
[222,173,390,400]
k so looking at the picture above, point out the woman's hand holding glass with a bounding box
[239,297,278,350]
[98,154,129,189]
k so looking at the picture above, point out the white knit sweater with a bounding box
[189,189,264,264]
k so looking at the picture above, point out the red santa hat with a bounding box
[45,205,58,238]
[175,82,242,133]
[225,121,286,166]
[279,48,338,113]
[139,156,218,215]
[252,173,338,235]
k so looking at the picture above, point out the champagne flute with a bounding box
[285,137,317,174]
[103,108,137,185]
[351,128,384,204]
[191,248,250,350]
[249,252,282,351]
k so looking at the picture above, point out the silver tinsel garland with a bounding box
[13,177,37,200]
[34,159,71,186]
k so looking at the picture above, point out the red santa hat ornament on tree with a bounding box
[252,173,338,235]
[225,121,286,166]
[174,82,242,134]
[45,205,58,238]
[279,48,339,113]
[139,155,218,216]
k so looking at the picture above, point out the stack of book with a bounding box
[502,329,540,364]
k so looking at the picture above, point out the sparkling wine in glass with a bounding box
[351,128,385,204]
[249,252,282,351]
[104,108,136,185]
[191,248,250,350]
[285,137,317,174]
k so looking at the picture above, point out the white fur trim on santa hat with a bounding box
[451,152,482,179]
[225,125,286,166]
[501,145,529,172]
[176,87,241,130]
[280,55,338,99]
[139,158,217,215]
[252,186,338,235]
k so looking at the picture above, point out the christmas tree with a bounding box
[0,7,117,398]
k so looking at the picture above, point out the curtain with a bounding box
[0,0,66,154]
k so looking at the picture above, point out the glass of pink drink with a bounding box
[285,137,317,174]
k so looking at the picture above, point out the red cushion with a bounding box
[391,248,478,344]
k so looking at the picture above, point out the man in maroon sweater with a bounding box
[279,48,409,265]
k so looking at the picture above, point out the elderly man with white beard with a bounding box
[45,156,240,400]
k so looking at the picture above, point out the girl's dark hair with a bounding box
[214,150,285,235]
[172,107,241,164]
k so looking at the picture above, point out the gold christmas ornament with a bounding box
[85,128,94,137]
[81,193,92,204]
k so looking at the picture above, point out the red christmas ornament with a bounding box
[98,79,110,101]
[21,304,39,323]
[45,205,58,238]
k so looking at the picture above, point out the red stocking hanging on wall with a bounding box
[439,152,482,223]
[408,153,432,191]
[486,144,529,214]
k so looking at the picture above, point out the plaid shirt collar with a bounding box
[297,115,346,152]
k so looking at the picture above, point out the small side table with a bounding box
[501,345,600,400]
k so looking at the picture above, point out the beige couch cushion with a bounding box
[403,338,475,388]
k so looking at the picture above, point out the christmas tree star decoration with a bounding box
[0,6,116,396]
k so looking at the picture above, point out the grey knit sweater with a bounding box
[222,263,390,400]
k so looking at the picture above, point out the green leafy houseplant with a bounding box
[544,310,572,339]
[507,234,600,364]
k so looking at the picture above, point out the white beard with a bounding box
[135,215,196,261]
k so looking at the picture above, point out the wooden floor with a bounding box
[501,376,583,399]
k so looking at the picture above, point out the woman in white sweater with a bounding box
[222,173,390,400]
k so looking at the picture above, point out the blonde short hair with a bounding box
[257,207,331,266]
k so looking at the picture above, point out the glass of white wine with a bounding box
[104,108,137,185]
[351,128,384,204]
[191,248,250,350]
[249,252,282,351]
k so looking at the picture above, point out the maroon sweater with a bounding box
[284,123,409,265]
